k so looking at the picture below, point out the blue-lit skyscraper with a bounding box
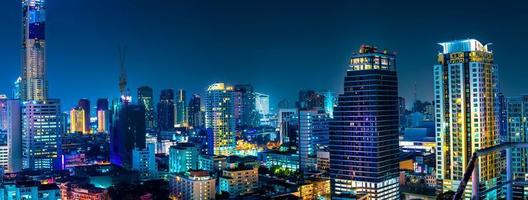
[158,89,175,131]
[21,0,47,101]
[330,45,400,199]
[110,104,146,169]
[138,86,155,130]
[175,89,187,127]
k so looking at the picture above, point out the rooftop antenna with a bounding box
[118,46,127,97]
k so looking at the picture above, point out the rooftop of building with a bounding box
[438,38,491,54]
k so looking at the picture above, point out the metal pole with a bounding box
[472,160,480,200]
[506,148,512,200]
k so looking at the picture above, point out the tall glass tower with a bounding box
[434,39,499,199]
[330,45,400,199]
[21,0,47,101]
[138,86,155,130]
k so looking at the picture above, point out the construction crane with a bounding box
[118,46,127,97]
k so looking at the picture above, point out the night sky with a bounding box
[1,0,527,110]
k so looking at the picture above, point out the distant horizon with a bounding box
[2,1,527,110]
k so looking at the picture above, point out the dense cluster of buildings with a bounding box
[1,1,527,200]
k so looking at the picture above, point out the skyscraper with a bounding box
[505,95,528,199]
[297,90,324,111]
[96,98,110,133]
[175,89,188,127]
[6,100,22,172]
[21,0,47,101]
[233,84,259,129]
[157,89,175,131]
[299,110,329,175]
[70,107,88,134]
[330,45,399,199]
[110,104,146,169]
[188,94,204,128]
[138,86,155,129]
[77,99,91,133]
[434,39,499,199]
[22,99,62,170]
[319,90,336,118]
[205,83,235,156]
[255,92,270,116]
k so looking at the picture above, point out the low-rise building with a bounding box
[169,170,216,200]
[219,166,258,197]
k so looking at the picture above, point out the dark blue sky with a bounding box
[1,0,527,110]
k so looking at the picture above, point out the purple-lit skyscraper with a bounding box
[330,45,400,199]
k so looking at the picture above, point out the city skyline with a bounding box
[1,1,528,108]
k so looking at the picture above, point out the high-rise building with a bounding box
[233,84,259,129]
[299,110,329,174]
[70,107,88,134]
[434,39,499,199]
[255,92,270,116]
[77,99,91,133]
[157,89,175,131]
[277,108,298,146]
[96,98,110,133]
[297,90,324,111]
[175,89,187,127]
[505,95,528,199]
[110,104,146,169]
[13,77,22,100]
[6,100,22,172]
[138,86,155,130]
[169,143,199,173]
[319,90,336,119]
[330,45,399,199]
[205,83,236,156]
[22,99,62,170]
[188,94,204,128]
[21,0,47,101]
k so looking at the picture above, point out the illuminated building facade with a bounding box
[21,0,47,101]
[187,94,203,128]
[504,95,528,199]
[110,104,146,169]
[169,170,216,200]
[77,99,90,133]
[70,107,88,134]
[96,98,110,133]
[330,45,399,199]
[157,89,175,131]
[320,90,336,119]
[132,143,157,179]
[255,92,270,116]
[138,86,156,130]
[219,167,258,197]
[277,108,298,145]
[169,143,198,173]
[299,110,329,174]
[434,39,500,199]
[175,89,188,127]
[205,83,236,156]
[22,99,62,170]
[233,84,259,129]
[6,100,22,172]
